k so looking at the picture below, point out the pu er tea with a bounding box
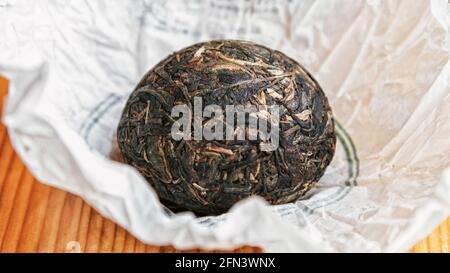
[117,40,336,215]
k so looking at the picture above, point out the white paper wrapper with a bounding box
[1,0,449,252]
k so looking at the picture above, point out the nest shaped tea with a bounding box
[117,40,336,215]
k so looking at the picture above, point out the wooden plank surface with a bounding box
[0,76,448,253]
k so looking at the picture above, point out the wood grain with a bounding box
[0,76,448,253]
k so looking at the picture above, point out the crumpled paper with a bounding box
[1,0,449,252]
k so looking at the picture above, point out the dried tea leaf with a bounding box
[117,40,336,216]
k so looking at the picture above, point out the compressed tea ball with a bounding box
[117,40,336,215]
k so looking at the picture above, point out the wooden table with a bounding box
[0,77,448,253]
